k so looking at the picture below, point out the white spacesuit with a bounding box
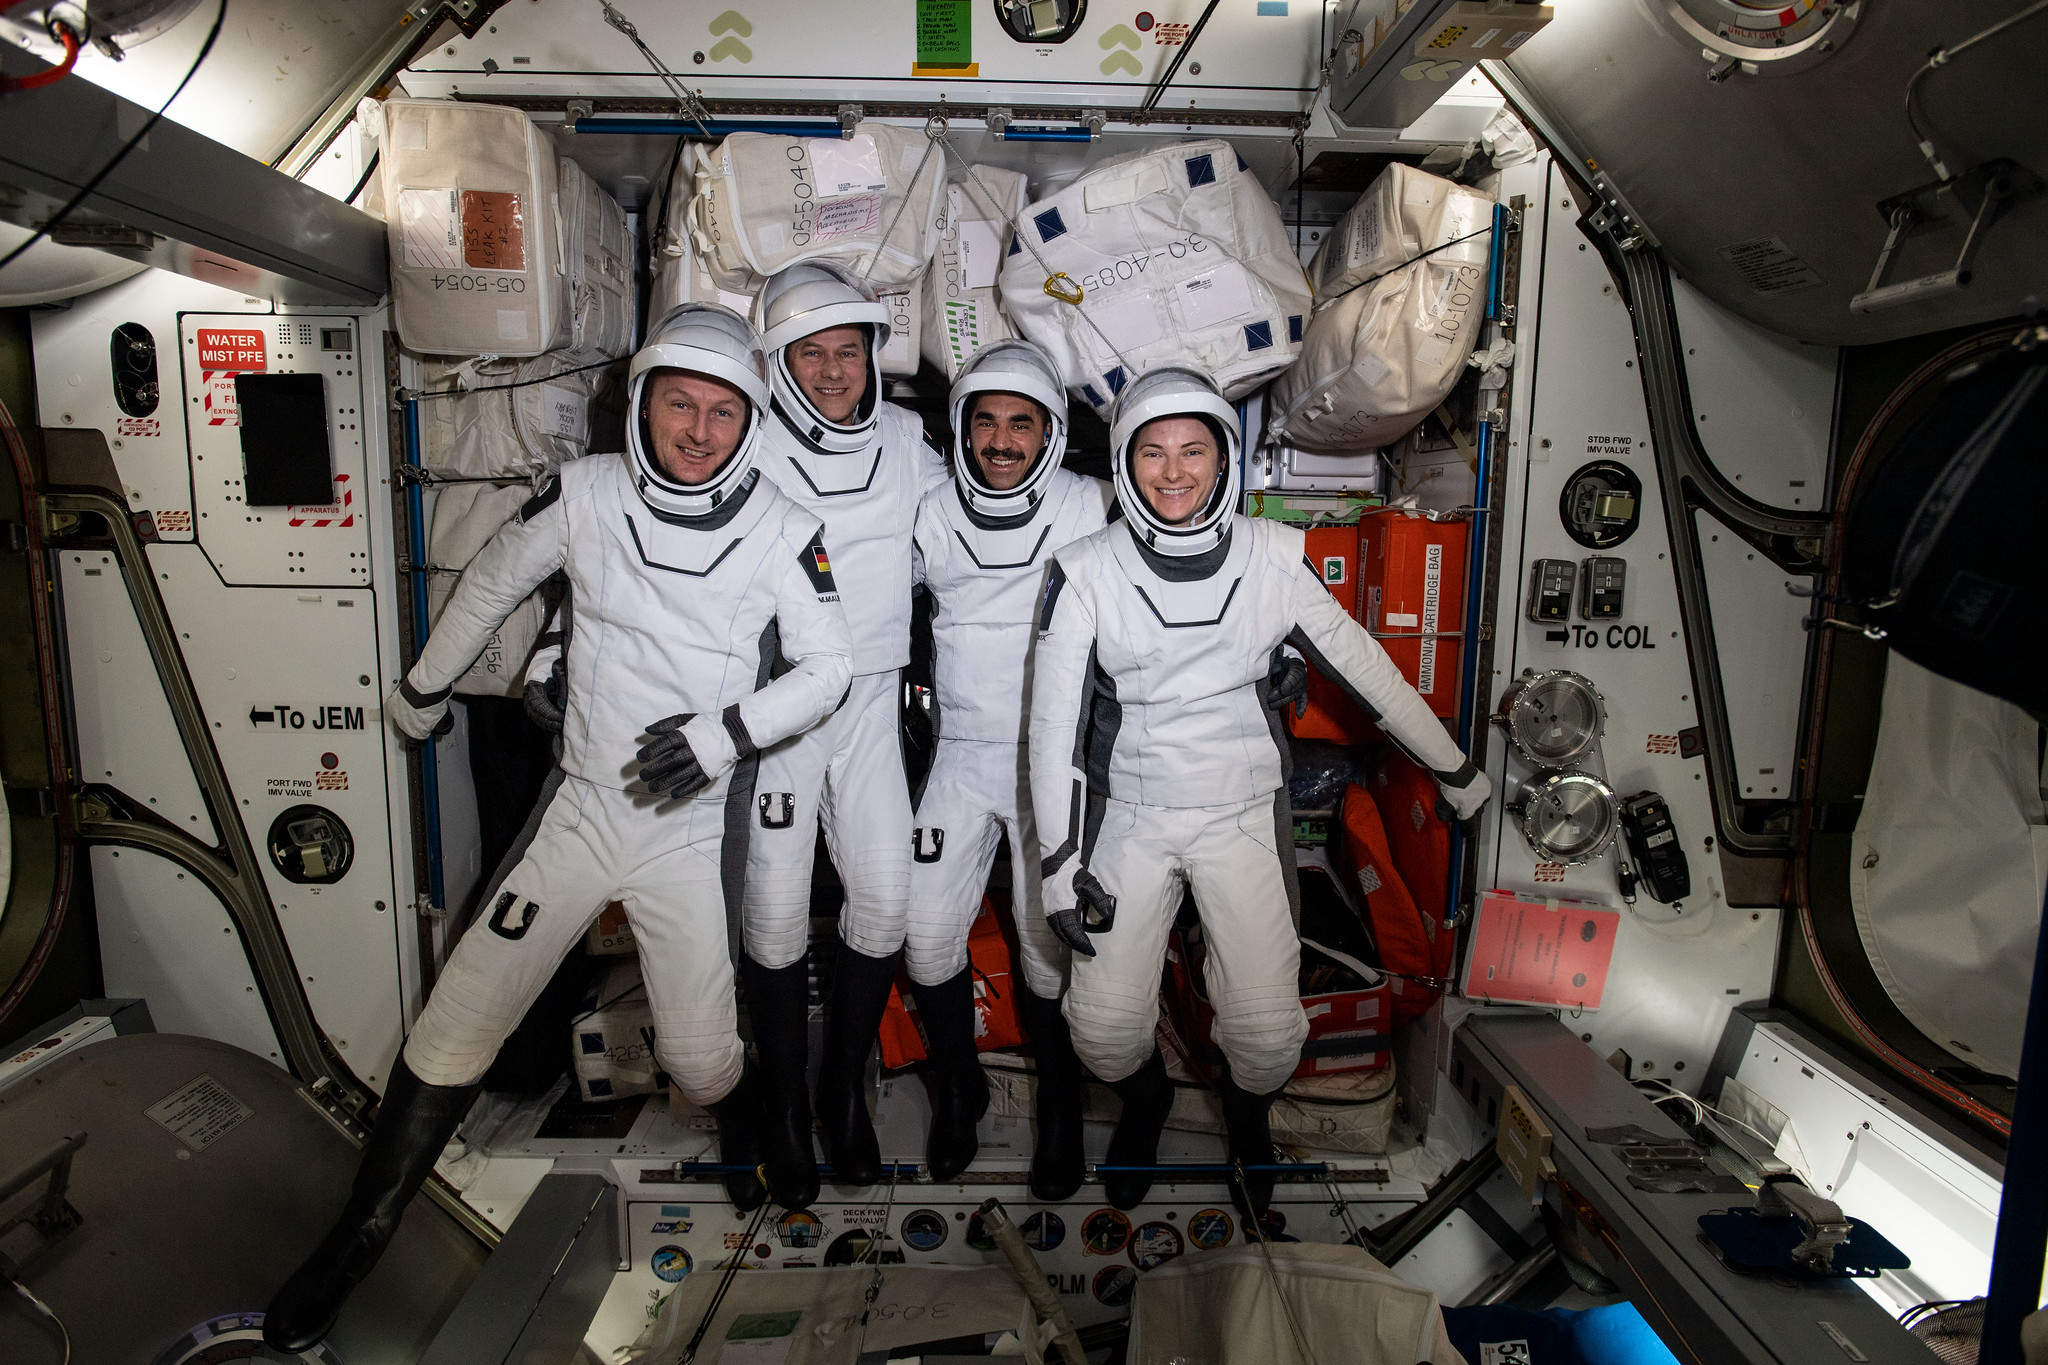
[906,340,1109,1193]
[265,305,850,1353]
[1028,366,1490,1214]
[742,262,950,1194]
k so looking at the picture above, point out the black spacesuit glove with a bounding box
[522,655,567,734]
[1047,869,1117,958]
[637,713,711,800]
[1264,645,1309,719]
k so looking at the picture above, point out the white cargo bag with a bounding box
[556,155,633,365]
[374,98,568,357]
[998,139,1311,416]
[418,358,595,480]
[653,143,766,313]
[692,126,945,288]
[922,168,1029,380]
[1130,1243,1466,1365]
[1268,167,1492,452]
[570,959,668,1103]
[426,480,550,698]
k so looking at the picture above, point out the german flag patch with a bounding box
[800,532,839,598]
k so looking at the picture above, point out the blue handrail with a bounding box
[1445,203,1509,927]
[1001,127,1095,142]
[400,399,445,917]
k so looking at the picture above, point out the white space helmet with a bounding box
[757,261,891,454]
[949,339,1068,518]
[627,303,771,518]
[1109,366,1243,557]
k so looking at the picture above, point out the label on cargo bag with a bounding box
[461,190,527,271]
[399,189,460,270]
[814,193,883,241]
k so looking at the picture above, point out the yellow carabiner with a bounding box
[1043,272,1084,306]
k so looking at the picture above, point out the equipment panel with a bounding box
[180,313,372,588]
[1477,158,1778,1088]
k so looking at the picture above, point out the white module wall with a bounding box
[1469,157,1806,1090]
[401,0,1326,113]
[34,273,424,1094]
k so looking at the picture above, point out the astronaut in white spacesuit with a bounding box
[1028,367,1491,1216]
[265,305,851,1352]
[906,340,1109,1193]
[744,262,950,1202]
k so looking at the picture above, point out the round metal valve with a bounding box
[1498,669,1607,768]
[1516,770,1622,866]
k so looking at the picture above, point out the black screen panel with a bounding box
[236,372,332,506]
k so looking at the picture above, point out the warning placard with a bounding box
[147,1073,254,1153]
[196,328,266,372]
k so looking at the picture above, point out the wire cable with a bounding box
[6,1277,71,1365]
[400,356,618,402]
[0,20,80,94]
[1136,0,1223,120]
[0,0,228,273]
[343,150,380,207]
[1903,0,2048,183]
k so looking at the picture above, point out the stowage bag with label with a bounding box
[371,98,570,357]
[1268,164,1493,452]
[998,139,1312,416]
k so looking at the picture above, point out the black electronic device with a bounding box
[1580,556,1626,619]
[1526,558,1576,623]
[1620,790,1690,903]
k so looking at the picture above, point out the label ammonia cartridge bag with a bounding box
[998,140,1311,417]
[375,98,570,358]
[1269,165,1493,452]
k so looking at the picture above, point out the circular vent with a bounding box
[1500,670,1607,767]
[1518,771,1622,866]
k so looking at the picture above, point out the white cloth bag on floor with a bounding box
[1130,1242,1468,1364]
[1269,165,1493,452]
[692,125,946,288]
[373,97,569,358]
[922,167,1030,380]
[998,139,1311,416]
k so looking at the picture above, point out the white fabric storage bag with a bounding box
[426,480,550,698]
[419,358,595,480]
[1129,1242,1466,1365]
[556,155,633,365]
[655,142,766,310]
[1308,162,1490,300]
[375,97,569,357]
[998,139,1311,416]
[1269,166,1493,452]
[922,168,1029,380]
[692,126,945,288]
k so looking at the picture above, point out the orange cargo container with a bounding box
[1360,510,1468,719]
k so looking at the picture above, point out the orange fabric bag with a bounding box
[1337,781,1450,1026]
[878,897,1026,1068]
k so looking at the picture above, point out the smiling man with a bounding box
[1027,366,1492,1220]
[743,262,950,1203]
[905,340,1109,1194]
[265,304,851,1350]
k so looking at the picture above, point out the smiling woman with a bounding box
[1129,414,1224,527]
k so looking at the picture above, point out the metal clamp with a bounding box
[1757,1176,1851,1274]
[1851,158,2040,314]
[837,103,863,138]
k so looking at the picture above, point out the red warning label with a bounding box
[196,329,267,372]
